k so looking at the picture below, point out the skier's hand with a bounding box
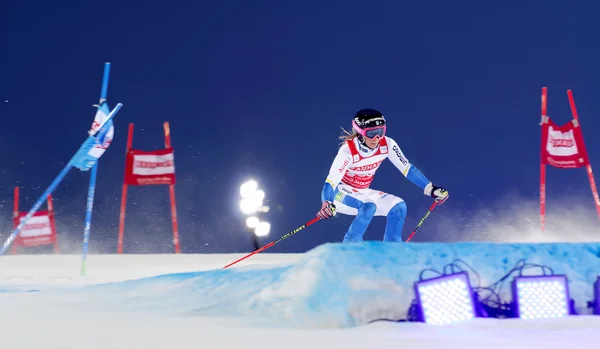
[424,183,449,204]
[317,201,337,219]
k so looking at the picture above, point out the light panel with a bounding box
[414,272,477,325]
[511,275,570,320]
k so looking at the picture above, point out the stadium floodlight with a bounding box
[246,216,259,229]
[239,179,270,215]
[238,179,271,246]
[253,189,265,201]
[254,221,271,237]
[511,275,571,319]
[251,189,265,208]
[414,272,477,325]
[239,179,266,211]
[240,180,258,199]
[240,197,259,214]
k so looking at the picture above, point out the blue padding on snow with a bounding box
[3,242,600,328]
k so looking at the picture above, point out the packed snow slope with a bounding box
[1,241,599,329]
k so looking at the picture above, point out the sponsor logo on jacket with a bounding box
[350,160,383,172]
[338,158,350,173]
[392,145,408,165]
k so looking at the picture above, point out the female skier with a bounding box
[316,108,448,242]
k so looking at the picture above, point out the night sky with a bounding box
[3,1,600,255]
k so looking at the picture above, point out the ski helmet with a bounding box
[352,108,386,140]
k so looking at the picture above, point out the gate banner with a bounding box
[13,211,57,247]
[124,148,176,186]
[540,116,590,169]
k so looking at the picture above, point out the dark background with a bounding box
[2,1,600,255]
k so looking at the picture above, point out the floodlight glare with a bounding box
[511,275,570,320]
[240,198,259,214]
[246,216,259,228]
[251,189,265,205]
[414,272,477,325]
[255,221,271,237]
[240,180,258,198]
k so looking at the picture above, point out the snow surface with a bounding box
[0,243,599,349]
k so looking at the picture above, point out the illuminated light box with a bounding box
[511,275,571,320]
[414,272,477,325]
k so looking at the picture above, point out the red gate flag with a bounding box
[540,116,590,169]
[124,147,176,186]
[539,87,600,231]
[118,122,180,254]
[12,187,59,254]
[13,211,57,248]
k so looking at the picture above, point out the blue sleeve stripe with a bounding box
[406,166,430,190]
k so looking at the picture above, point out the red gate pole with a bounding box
[566,90,600,219]
[117,123,134,254]
[163,122,180,253]
[540,87,547,231]
[12,187,19,254]
[47,194,59,253]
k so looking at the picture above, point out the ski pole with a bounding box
[82,62,112,276]
[222,216,321,269]
[405,201,438,243]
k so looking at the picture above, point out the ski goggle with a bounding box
[353,120,386,140]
